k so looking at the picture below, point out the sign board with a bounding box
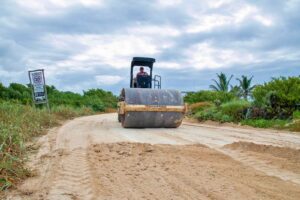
[28,69,48,105]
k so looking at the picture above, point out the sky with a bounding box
[0,0,299,94]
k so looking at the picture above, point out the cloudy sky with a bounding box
[1,0,299,94]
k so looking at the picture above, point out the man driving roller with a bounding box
[136,67,148,77]
[135,66,149,88]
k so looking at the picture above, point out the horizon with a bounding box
[1,0,299,94]
[1,72,299,96]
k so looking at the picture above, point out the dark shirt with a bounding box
[136,72,148,76]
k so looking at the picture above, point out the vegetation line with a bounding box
[186,74,300,132]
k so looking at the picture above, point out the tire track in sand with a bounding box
[46,148,96,200]
[222,149,300,185]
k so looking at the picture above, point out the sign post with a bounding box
[28,69,50,112]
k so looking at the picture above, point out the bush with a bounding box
[194,100,250,123]
[252,76,300,118]
[194,107,217,121]
[188,102,212,114]
[241,119,288,129]
[83,89,118,109]
[246,106,267,119]
[194,106,234,123]
[220,100,250,121]
[293,110,300,120]
[184,90,235,104]
[81,96,106,112]
[212,112,233,123]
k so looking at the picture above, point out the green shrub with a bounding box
[194,106,234,123]
[252,76,300,118]
[211,112,233,123]
[81,96,105,112]
[241,119,288,129]
[83,89,118,109]
[293,110,300,120]
[246,106,266,119]
[219,114,234,123]
[184,90,235,104]
[194,106,217,120]
[220,100,250,121]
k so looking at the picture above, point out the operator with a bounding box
[136,67,148,77]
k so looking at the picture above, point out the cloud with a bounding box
[40,33,161,70]
[95,75,124,86]
[184,42,256,69]
[15,0,104,16]
[0,0,299,94]
[156,0,182,7]
[0,38,29,72]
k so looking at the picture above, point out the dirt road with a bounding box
[7,113,300,200]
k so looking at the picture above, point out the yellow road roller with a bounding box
[117,57,186,128]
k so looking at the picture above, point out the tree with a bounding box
[236,75,255,100]
[230,85,241,97]
[209,73,233,92]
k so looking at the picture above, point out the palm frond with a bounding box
[212,79,222,91]
[209,84,219,91]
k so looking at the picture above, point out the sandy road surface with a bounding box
[7,113,300,200]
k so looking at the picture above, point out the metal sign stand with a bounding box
[28,69,50,113]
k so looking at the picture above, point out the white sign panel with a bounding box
[29,69,47,103]
[32,71,44,85]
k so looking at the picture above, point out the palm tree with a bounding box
[230,85,241,97]
[236,75,255,100]
[209,72,233,92]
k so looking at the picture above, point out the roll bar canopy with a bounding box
[130,57,156,88]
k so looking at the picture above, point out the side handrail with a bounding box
[153,75,161,89]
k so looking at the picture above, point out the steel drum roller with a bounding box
[118,88,186,128]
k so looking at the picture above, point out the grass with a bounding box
[240,110,300,130]
[50,105,94,119]
[0,102,54,190]
[241,119,289,129]
[188,102,212,114]
[0,102,94,191]
[289,120,300,132]
[293,111,300,120]
[288,111,300,132]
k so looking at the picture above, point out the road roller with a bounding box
[117,57,187,128]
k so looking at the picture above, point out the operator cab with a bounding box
[130,57,159,89]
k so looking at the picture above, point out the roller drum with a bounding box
[119,88,185,128]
